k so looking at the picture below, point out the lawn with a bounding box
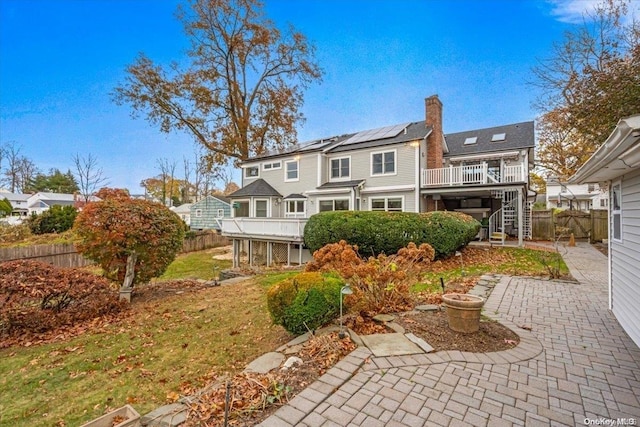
[0,245,569,426]
[0,251,290,427]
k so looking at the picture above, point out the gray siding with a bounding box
[611,168,640,347]
[363,190,417,213]
[190,196,231,230]
[335,144,416,188]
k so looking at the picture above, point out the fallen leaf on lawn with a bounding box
[166,391,180,402]
[504,339,517,345]
[404,319,417,324]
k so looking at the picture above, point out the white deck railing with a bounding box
[220,218,307,241]
[421,164,525,187]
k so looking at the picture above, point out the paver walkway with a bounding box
[258,242,640,426]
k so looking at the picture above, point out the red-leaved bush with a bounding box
[306,240,435,315]
[0,260,127,337]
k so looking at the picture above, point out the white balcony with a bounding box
[421,164,525,187]
[220,217,307,242]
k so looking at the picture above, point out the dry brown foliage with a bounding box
[306,240,435,316]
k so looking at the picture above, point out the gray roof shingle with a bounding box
[227,179,281,198]
[444,121,534,157]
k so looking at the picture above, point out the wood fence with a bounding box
[531,209,608,242]
[0,231,230,268]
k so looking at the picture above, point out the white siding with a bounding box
[611,168,640,347]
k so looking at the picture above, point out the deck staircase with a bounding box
[488,190,531,245]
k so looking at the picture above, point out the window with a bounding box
[195,209,203,218]
[371,150,396,175]
[285,160,299,181]
[255,200,268,217]
[285,200,305,217]
[600,199,608,208]
[330,157,350,179]
[245,166,259,178]
[262,161,281,171]
[491,133,506,142]
[612,182,622,242]
[588,184,596,192]
[216,209,225,218]
[234,201,249,217]
[371,197,403,212]
[319,199,349,212]
[463,137,477,145]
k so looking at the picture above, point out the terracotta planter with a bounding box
[80,404,140,427]
[442,293,485,333]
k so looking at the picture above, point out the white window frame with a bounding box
[254,199,269,218]
[369,196,404,212]
[284,160,299,182]
[285,199,306,218]
[195,208,203,218]
[216,208,225,218]
[244,166,260,178]
[370,149,397,176]
[318,198,350,212]
[262,161,282,171]
[330,156,351,181]
[233,199,250,218]
[611,181,622,242]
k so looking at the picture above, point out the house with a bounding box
[545,177,608,211]
[0,192,31,219]
[26,192,99,215]
[189,196,231,231]
[221,95,535,267]
[570,114,640,347]
[171,203,193,226]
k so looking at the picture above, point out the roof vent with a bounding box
[464,137,478,145]
[491,133,506,142]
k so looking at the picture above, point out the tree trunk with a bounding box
[121,251,137,290]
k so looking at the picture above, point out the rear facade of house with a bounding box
[222,95,535,267]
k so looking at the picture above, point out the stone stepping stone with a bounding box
[373,314,395,323]
[405,333,435,353]
[416,304,440,312]
[360,333,422,357]
[244,352,284,374]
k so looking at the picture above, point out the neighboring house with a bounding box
[189,196,231,231]
[171,203,193,226]
[0,192,31,218]
[570,114,640,348]
[545,177,608,211]
[27,192,99,215]
[221,95,535,267]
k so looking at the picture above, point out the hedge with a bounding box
[303,211,480,259]
[266,272,344,335]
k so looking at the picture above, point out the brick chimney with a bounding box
[425,95,444,211]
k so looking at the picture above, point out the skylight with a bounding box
[464,137,478,145]
[491,133,506,142]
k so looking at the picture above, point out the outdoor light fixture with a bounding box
[338,285,353,339]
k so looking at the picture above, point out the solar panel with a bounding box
[298,138,336,151]
[341,123,410,146]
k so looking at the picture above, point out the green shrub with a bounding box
[28,205,78,234]
[266,272,344,335]
[303,211,479,258]
[0,198,12,217]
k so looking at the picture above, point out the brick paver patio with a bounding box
[258,242,640,426]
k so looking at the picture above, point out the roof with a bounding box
[284,193,307,199]
[227,179,282,198]
[171,203,192,214]
[192,195,231,206]
[243,121,430,162]
[571,115,640,183]
[316,179,366,189]
[444,121,535,158]
[0,192,30,202]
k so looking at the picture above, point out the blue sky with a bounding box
[0,0,630,191]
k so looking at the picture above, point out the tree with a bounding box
[0,198,12,217]
[1,142,37,193]
[74,191,185,287]
[530,172,548,194]
[27,169,79,193]
[532,0,640,176]
[27,205,77,234]
[73,153,109,202]
[113,0,322,173]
